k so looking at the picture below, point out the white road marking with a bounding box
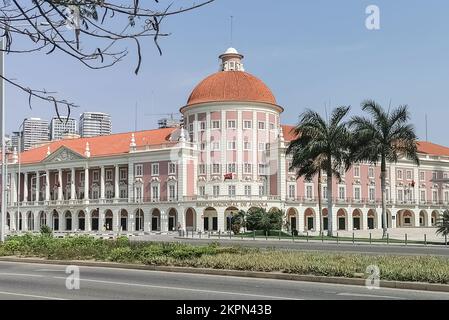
[52,276,302,300]
[0,290,66,300]
[338,292,406,300]
[0,272,45,278]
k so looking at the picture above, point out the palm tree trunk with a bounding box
[318,170,322,234]
[327,166,333,237]
[381,156,388,238]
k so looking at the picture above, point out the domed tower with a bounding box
[180,48,284,201]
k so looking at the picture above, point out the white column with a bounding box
[252,111,258,182]
[23,172,28,202]
[70,168,75,200]
[85,211,92,232]
[221,110,227,196]
[129,212,135,232]
[160,209,168,232]
[10,172,17,205]
[206,112,211,184]
[113,209,119,232]
[362,209,369,230]
[236,110,243,183]
[45,170,50,201]
[100,166,105,199]
[35,172,40,202]
[99,210,105,232]
[59,212,66,231]
[144,210,151,232]
[58,169,63,201]
[127,164,134,202]
[84,167,89,200]
[347,209,353,231]
[33,211,39,231]
[114,165,119,200]
[73,212,79,231]
[217,207,225,232]
[390,164,396,203]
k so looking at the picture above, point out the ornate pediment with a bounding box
[43,146,85,163]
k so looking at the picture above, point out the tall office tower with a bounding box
[79,112,112,137]
[22,118,50,151]
[50,117,77,141]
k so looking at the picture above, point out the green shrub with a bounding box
[40,225,53,236]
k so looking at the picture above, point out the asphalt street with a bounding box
[0,261,447,300]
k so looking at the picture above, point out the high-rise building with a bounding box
[22,118,50,151]
[50,117,77,141]
[79,112,112,137]
[10,131,22,152]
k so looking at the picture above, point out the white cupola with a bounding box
[219,47,244,72]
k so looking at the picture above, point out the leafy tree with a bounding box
[349,100,419,238]
[1,0,214,115]
[436,210,449,237]
[287,106,353,236]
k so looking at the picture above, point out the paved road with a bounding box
[0,261,447,300]
[132,235,449,256]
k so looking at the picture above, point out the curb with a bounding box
[1,256,448,293]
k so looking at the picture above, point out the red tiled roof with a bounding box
[186,71,278,107]
[19,127,177,164]
[282,124,449,157]
[417,141,449,157]
[282,125,297,141]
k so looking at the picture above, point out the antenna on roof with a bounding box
[134,102,138,132]
[425,113,428,142]
[230,15,234,46]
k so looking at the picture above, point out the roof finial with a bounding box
[130,133,136,151]
[84,142,91,158]
[46,146,51,156]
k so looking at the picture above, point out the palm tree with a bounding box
[349,100,419,238]
[287,106,353,236]
[436,210,449,237]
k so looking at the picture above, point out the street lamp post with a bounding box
[1,39,6,242]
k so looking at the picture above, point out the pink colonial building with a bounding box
[4,48,449,235]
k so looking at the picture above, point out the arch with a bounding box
[6,212,10,230]
[287,208,299,232]
[52,209,59,231]
[91,208,99,231]
[151,208,161,231]
[352,209,362,230]
[431,210,440,227]
[321,208,328,232]
[419,210,428,227]
[64,211,72,231]
[78,210,86,231]
[104,210,114,231]
[135,209,144,232]
[397,209,415,228]
[203,207,218,231]
[224,207,239,231]
[167,208,177,232]
[367,209,377,230]
[118,209,127,231]
[337,208,348,231]
[38,211,46,229]
[304,208,316,231]
[27,211,34,231]
[185,208,196,231]
[16,211,23,231]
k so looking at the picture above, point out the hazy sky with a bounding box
[6,0,449,145]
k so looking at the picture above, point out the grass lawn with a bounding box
[2,234,449,284]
